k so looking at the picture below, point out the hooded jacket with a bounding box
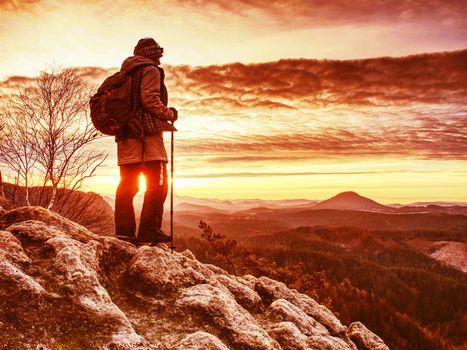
[116,56,174,165]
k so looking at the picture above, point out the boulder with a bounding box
[267,322,310,350]
[126,245,215,295]
[267,299,329,336]
[176,284,281,350]
[348,322,390,350]
[175,331,230,350]
[307,335,354,350]
[212,274,264,312]
[255,276,348,337]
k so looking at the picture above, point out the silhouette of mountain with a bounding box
[311,191,393,212]
[103,191,467,218]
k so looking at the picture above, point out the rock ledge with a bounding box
[0,206,389,349]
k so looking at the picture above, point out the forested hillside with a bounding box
[176,225,467,350]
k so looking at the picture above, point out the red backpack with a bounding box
[89,65,150,136]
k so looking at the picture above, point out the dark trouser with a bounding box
[115,161,168,240]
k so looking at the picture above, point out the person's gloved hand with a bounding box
[127,117,144,139]
[169,107,178,122]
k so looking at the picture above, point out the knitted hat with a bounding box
[134,38,164,58]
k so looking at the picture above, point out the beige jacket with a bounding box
[117,56,174,165]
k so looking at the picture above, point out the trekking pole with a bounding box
[170,126,175,253]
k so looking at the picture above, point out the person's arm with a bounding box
[140,66,174,121]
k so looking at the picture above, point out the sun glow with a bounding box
[139,174,147,193]
[1,1,466,204]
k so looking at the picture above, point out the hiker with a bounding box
[114,37,178,244]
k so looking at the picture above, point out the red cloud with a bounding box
[0,75,35,87]
[175,0,467,30]
[175,117,467,161]
[2,50,466,161]
[166,50,467,108]
[0,0,41,10]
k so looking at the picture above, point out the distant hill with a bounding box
[175,197,318,212]
[176,202,228,214]
[101,191,467,238]
[394,204,467,216]
[310,191,393,212]
[403,201,467,207]
[103,193,319,213]
[279,209,467,233]
[103,191,467,217]
[172,207,467,239]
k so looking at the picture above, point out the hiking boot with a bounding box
[137,229,171,245]
[116,235,138,243]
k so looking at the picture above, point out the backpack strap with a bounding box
[157,67,168,106]
[123,64,173,140]
[131,66,146,123]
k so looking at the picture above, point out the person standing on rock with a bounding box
[115,37,178,245]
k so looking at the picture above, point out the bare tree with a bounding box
[0,67,107,209]
[0,117,10,201]
[0,108,39,205]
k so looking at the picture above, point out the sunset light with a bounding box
[0,0,466,205]
[1,2,466,350]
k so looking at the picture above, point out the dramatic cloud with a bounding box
[1,49,465,201]
[166,50,467,107]
[5,0,465,26]
[175,0,467,29]
[77,66,115,81]
[175,122,467,161]
[1,50,465,163]
[1,0,466,78]
[154,50,467,162]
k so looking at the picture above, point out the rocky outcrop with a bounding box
[0,206,389,349]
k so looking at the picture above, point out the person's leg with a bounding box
[115,163,141,237]
[138,161,168,241]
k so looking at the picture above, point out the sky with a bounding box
[0,0,466,203]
